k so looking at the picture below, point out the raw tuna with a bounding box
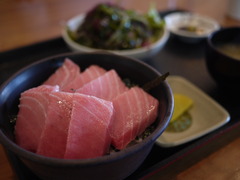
[64,93,114,159]
[43,58,80,89]
[76,69,128,101]
[62,65,107,92]
[15,60,160,159]
[15,85,59,152]
[37,92,73,158]
[109,86,159,150]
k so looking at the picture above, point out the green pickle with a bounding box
[166,111,192,132]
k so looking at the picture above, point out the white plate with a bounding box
[164,12,220,43]
[156,76,230,147]
[62,14,170,60]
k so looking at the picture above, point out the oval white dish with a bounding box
[156,76,230,147]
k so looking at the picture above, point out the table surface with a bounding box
[0,0,240,179]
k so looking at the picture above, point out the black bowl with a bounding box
[205,27,240,89]
[0,52,173,180]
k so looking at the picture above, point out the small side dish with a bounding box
[156,76,230,147]
[67,3,164,50]
[62,3,169,59]
[164,12,220,43]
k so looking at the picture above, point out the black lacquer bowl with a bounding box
[205,27,240,89]
[0,52,173,180]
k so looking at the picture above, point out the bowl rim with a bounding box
[207,26,240,63]
[61,13,170,57]
[164,12,220,39]
[0,52,173,166]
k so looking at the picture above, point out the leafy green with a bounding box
[68,3,165,50]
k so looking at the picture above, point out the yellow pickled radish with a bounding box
[171,93,193,123]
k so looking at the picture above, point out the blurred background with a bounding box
[0,0,240,179]
[0,0,239,52]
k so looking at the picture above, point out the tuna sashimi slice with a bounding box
[15,85,59,152]
[37,92,73,158]
[76,69,128,101]
[43,58,80,89]
[62,65,107,92]
[64,93,114,159]
[109,86,159,150]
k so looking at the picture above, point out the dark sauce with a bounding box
[9,115,17,126]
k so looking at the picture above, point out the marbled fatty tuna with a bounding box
[62,65,107,92]
[64,93,114,159]
[43,58,80,90]
[15,85,59,152]
[37,92,73,158]
[76,69,128,101]
[109,86,159,150]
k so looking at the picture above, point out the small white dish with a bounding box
[164,12,220,43]
[156,76,230,147]
[62,14,170,60]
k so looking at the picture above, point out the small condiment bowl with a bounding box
[164,12,220,43]
[62,14,170,60]
[205,27,240,89]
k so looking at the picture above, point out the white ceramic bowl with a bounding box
[62,14,169,60]
[164,12,220,43]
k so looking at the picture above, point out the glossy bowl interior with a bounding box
[205,27,240,89]
[0,52,173,180]
[62,14,170,60]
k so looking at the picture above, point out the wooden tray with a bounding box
[1,33,240,179]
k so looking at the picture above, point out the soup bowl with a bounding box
[205,27,240,89]
[0,52,173,180]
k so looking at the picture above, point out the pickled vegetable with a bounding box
[68,3,165,50]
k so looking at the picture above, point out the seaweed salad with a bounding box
[68,3,165,50]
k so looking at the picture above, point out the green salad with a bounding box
[68,3,165,50]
